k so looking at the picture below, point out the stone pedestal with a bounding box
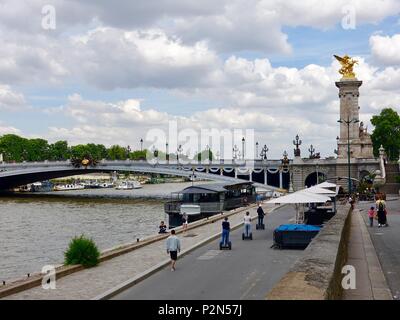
[336,79,374,159]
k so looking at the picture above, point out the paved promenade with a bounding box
[4,202,278,300]
[356,198,400,300]
[343,207,392,300]
[114,205,302,300]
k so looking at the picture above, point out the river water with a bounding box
[0,182,194,283]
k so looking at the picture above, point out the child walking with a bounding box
[367,206,375,227]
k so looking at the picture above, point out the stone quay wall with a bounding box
[267,204,352,300]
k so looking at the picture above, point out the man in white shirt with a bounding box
[166,229,181,271]
[243,211,252,237]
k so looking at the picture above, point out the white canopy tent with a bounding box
[301,186,337,195]
[267,191,331,223]
[316,182,337,188]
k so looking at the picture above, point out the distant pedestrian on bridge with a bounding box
[166,229,181,271]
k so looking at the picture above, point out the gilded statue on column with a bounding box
[333,54,358,79]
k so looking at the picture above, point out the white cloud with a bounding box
[370,33,400,65]
[0,122,21,135]
[0,85,27,111]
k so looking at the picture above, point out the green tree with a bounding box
[129,150,147,160]
[195,149,214,161]
[26,138,50,161]
[107,145,128,160]
[49,140,70,160]
[0,134,29,162]
[371,108,400,160]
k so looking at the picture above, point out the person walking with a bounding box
[182,212,188,232]
[220,217,230,246]
[367,206,375,227]
[166,229,181,271]
[257,204,265,227]
[243,211,251,237]
[376,198,388,227]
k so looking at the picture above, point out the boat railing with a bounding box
[164,201,224,214]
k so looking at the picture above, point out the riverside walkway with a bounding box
[113,205,302,300]
[3,202,292,300]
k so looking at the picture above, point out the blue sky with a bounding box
[0,1,400,158]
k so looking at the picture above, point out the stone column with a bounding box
[335,79,362,158]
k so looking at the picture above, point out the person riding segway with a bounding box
[219,217,232,250]
[256,204,265,230]
[242,211,253,240]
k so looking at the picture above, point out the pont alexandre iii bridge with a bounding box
[0,155,383,192]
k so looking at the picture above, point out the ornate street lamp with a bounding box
[255,142,259,160]
[166,142,169,162]
[293,134,302,157]
[177,144,183,162]
[140,138,143,151]
[241,137,245,160]
[308,144,315,158]
[232,145,238,160]
[338,116,359,193]
[260,144,269,160]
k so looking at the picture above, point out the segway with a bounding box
[242,231,253,240]
[219,240,232,250]
[256,223,265,230]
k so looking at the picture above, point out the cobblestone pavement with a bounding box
[4,203,277,300]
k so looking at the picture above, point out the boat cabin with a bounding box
[164,182,256,227]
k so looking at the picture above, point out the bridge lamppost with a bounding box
[293,134,302,157]
[126,145,131,159]
[140,138,143,152]
[338,116,359,193]
[255,142,259,160]
[166,142,169,162]
[232,145,238,160]
[241,137,245,160]
[177,144,183,163]
[308,144,315,158]
[260,144,269,160]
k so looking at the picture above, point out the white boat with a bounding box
[99,182,114,188]
[115,180,142,190]
[54,184,85,191]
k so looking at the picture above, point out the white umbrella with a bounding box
[267,191,331,204]
[267,190,331,224]
[316,182,337,188]
[301,186,337,195]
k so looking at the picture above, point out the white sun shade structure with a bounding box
[267,191,331,223]
[301,186,337,195]
[316,182,337,188]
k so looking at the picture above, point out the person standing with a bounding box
[257,204,265,227]
[220,217,230,246]
[376,198,387,227]
[166,229,181,271]
[243,211,251,237]
[182,212,188,232]
[367,206,375,227]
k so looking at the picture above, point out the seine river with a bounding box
[0,182,194,283]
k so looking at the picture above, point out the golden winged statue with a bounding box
[334,54,358,79]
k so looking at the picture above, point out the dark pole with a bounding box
[347,119,351,194]
[140,138,143,151]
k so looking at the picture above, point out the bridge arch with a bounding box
[304,171,327,188]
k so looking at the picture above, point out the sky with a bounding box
[0,0,400,159]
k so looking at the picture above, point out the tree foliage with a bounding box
[0,134,141,162]
[371,108,400,161]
